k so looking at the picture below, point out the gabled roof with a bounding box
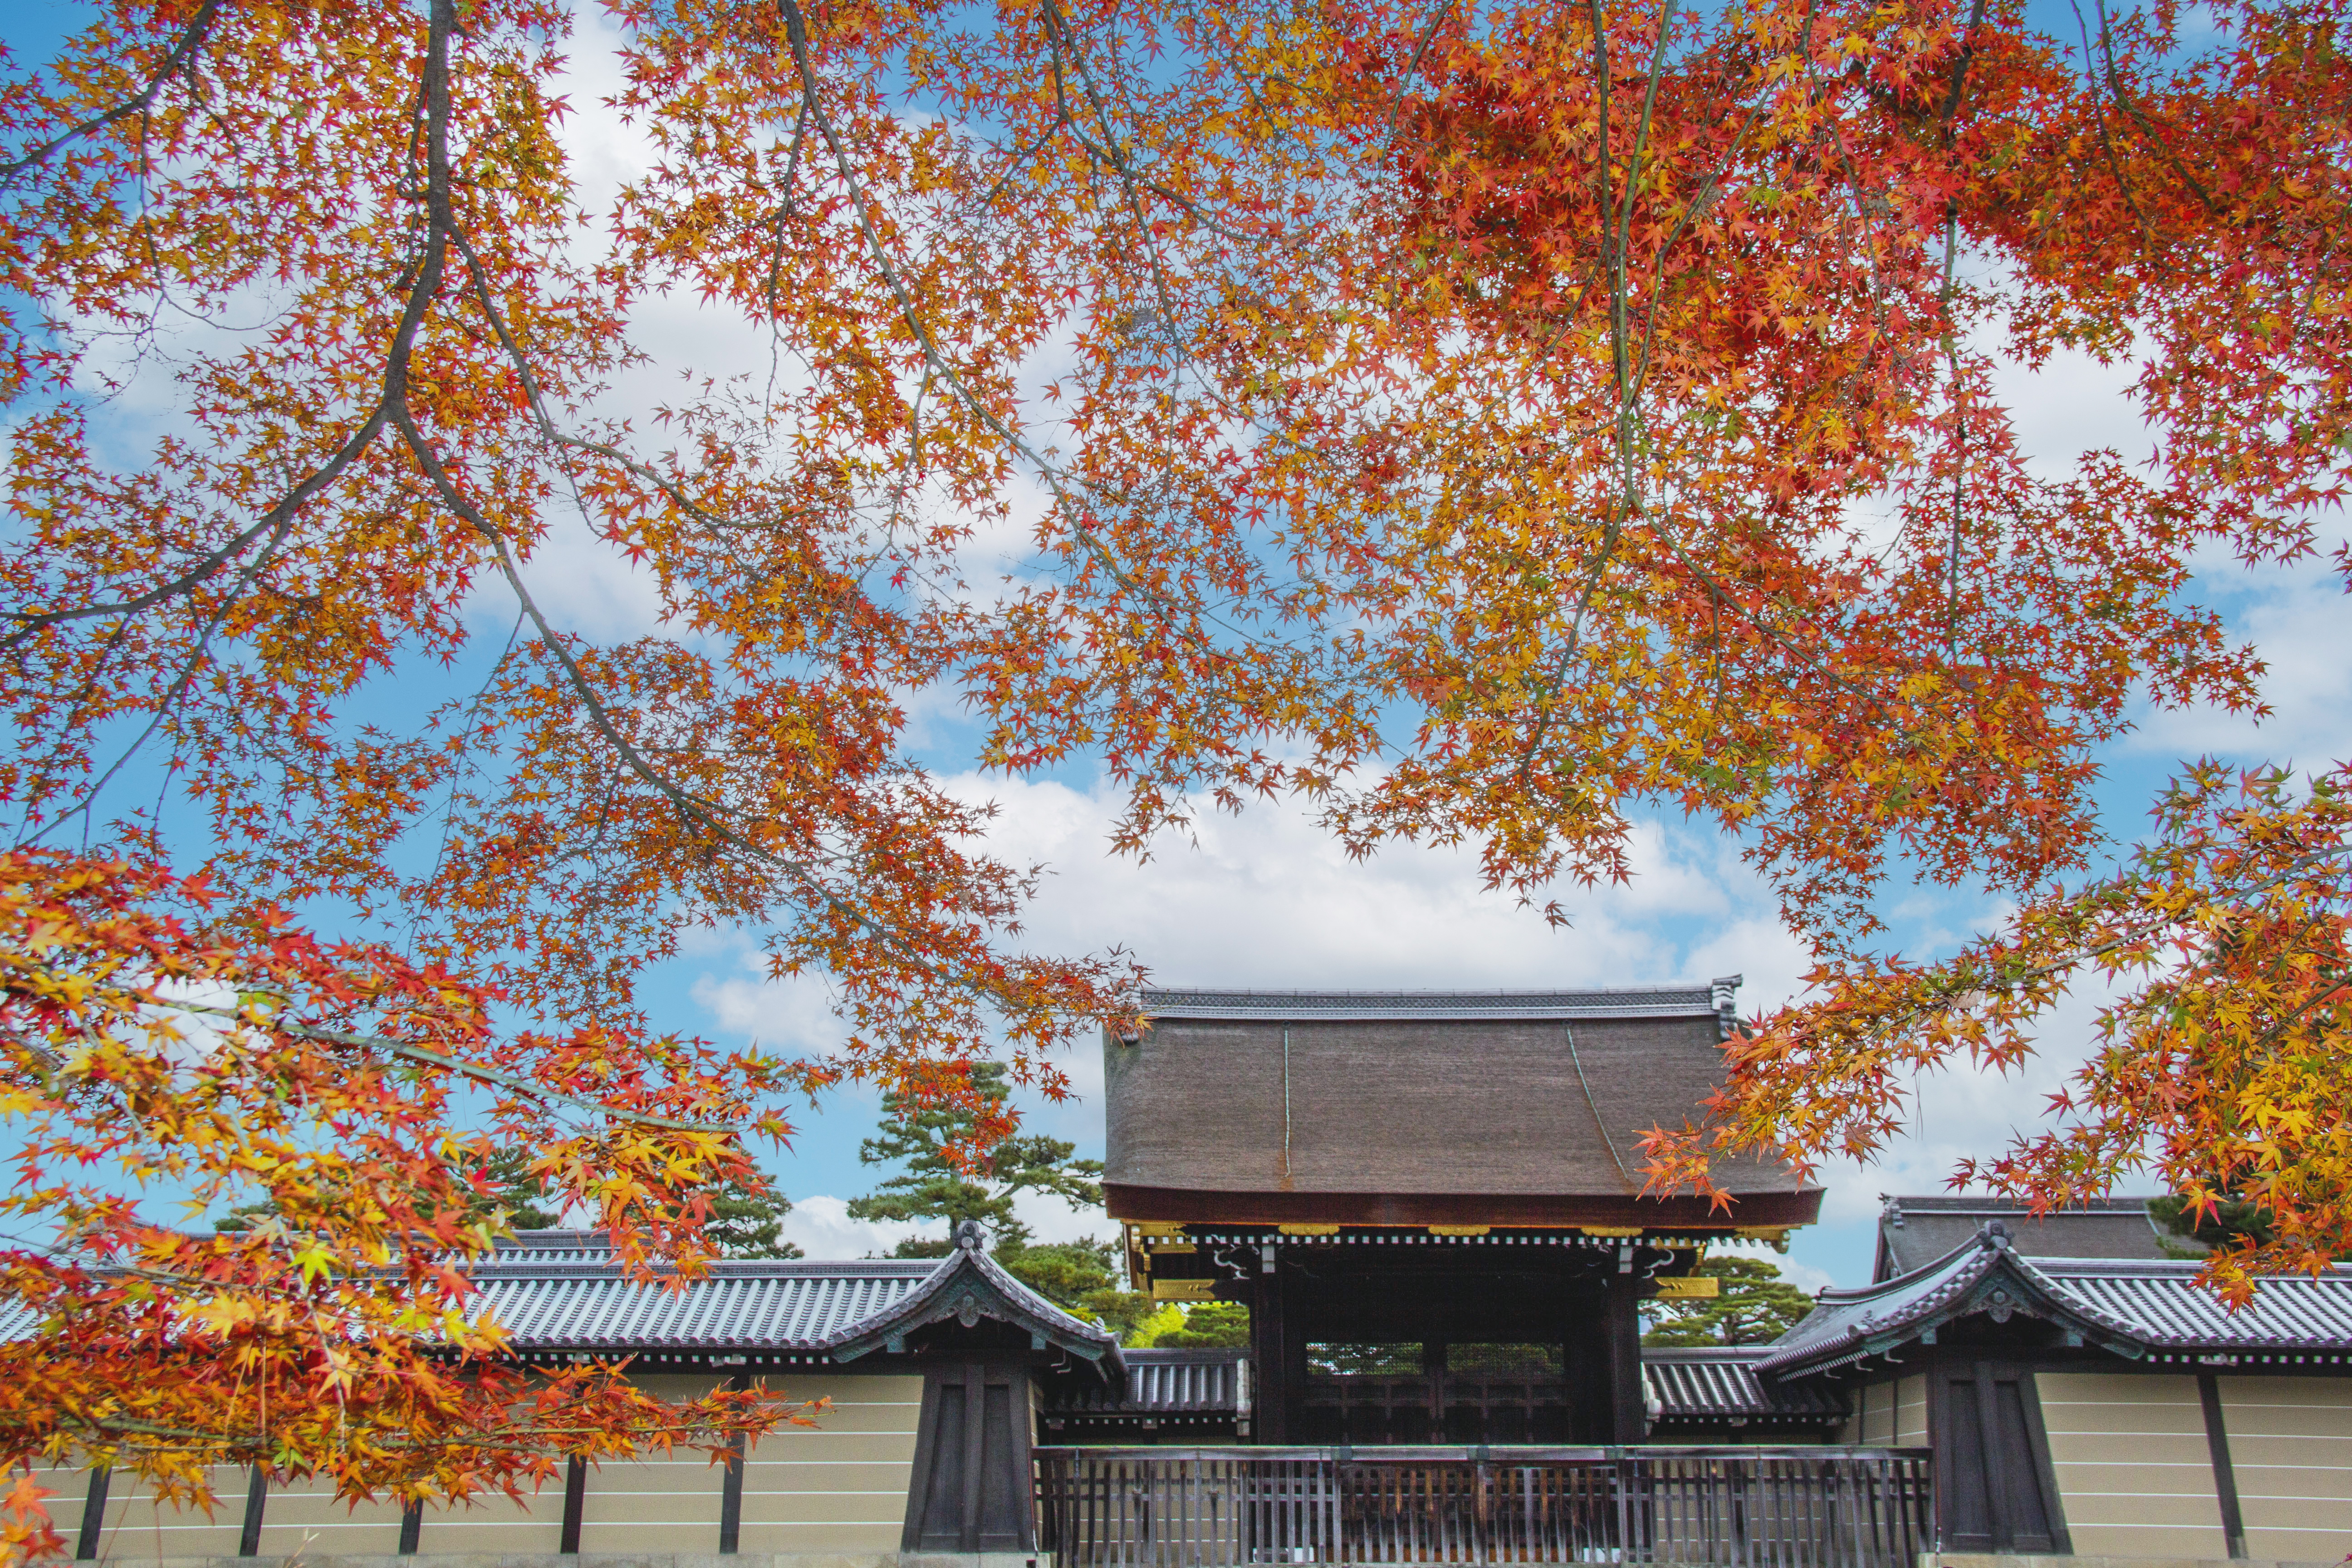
[1766,1222,2352,1378]
[826,1226,1122,1367]
[1873,1194,2183,1279]
[470,1223,1120,1376]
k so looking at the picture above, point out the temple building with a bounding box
[1103,983,1809,1447]
[41,984,2352,1566]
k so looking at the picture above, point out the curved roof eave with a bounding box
[826,1223,1124,1386]
[1759,1223,2151,1377]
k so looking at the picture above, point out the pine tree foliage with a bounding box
[849,1063,1151,1333]
[1641,1258,1818,1348]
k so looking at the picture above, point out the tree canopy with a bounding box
[3,0,2348,1539]
[1641,1256,1817,1348]
[849,1061,1151,1335]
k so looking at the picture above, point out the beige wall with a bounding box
[1895,1373,1927,1446]
[2035,1371,2226,1558]
[735,1374,923,1554]
[64,1464,251,1563]
[412,1371,922,1558]
[1842,1374,1928,1445]
[417,1372,735,1555]
[252,1471,407,1559]
[567,1372,727,1556]
[2216,1374,2352,1562]
[34,1462,95,1550]
[51,1369,922,1562]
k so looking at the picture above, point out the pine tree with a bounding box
[849,1064,1149,1333]
[1641,1257,1816,1348]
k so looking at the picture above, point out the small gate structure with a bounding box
[1033,1446,1932,1567]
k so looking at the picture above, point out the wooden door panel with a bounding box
[1935,1362,2071,1554]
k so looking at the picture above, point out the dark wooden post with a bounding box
[1602,1273,1646,1446]
[73,1468,110,1561]
[237,1465,269,1557]
[559,1456,588,1553]
[720,1369,750,1553]
[2197,1372,2250,1560]
[904,1362,1038,1551]
[1251,1245,1292,1444]
[397,1499,422,1556]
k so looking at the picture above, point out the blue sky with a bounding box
[2,0,2343,1293]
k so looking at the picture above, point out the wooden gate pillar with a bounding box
[903,1361,1036,1552]
[1602,1273,1647,1444]
[1250,1246,1294,1444]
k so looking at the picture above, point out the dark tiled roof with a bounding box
[1767,1223,2352,1378]
[2042,1259,2352,1352]
[0,1228,1124,1377]
[1139,983,1735,1023]
[1051,1348,1247,1415]
[1642,1348,1846,1423]
[471,1257,936,1351]
[1874,1194,2182,1279]
[469,1224,1121,1371]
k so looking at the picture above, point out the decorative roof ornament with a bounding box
[1709,975,1742,1040]
[955,1219,987,1252]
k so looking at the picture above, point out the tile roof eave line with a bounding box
[1138,987,1721,1021]
[1140,985,1716,1000]
[1807,1233,1997,1306]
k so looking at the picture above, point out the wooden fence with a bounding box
[1033,1446,1932,1567]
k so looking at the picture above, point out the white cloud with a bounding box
[780,1193,928,1259]
[774,1189,1112,1262]
[1707,1239,1836,1297]
[1009,1187,1122,1247]
[691,961,846,1058]
[1803,973,2127,1233]
[1993,340,2154,480]
[941,772,1762,997]
[2126,556,2352,766]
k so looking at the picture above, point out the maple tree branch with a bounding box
[2089,0,2220,216]
[389,396,1025,1020]
[0,408,391,653]
[1933,0,1989,665]
[1779,840,2352,1063]
[1507,0,1682,787]
[21,500,319,845]
[2,1,464,658]
[444,226,780,540]
[1384,1,1457,139]
[391,4,1000,1014]
[772,0,1183,620]
[1033,0,1195,328]
[2064,2,2159,241]
[1031,1,1268,248]
[155,1000,739,1137]
[1626,103,1767,411]
[0,0,225,187]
